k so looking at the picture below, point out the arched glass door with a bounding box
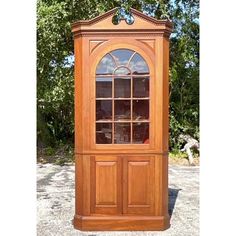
[95,49,150,144]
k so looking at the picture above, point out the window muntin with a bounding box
[95,49,150,144]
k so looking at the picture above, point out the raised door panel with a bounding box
[90,156,122,214]
[123,156,155,215]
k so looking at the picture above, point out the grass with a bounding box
[37,144,74,166]
[169,150,199,165]
[37,146,199,166]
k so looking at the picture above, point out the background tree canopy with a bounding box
[37,0,199,152]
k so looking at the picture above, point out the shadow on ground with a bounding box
[168,188,181,218]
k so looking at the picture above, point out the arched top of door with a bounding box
[90,39,155,78]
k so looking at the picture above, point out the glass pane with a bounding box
[133,123,149,144]
[96,100,112,121]
[114,67,131,75]
[133,100,149,120]
[111,49,134,66]
[96,123,112,144]
[114,77,131,98]
[129,53,149,75]
[96,77,112,98]
[133,76,149,98]
[96,54,116,75]
[114,123,131,144]
[114,100,131,120]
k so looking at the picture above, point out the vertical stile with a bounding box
[130,73,133,144]
[112,74,115,144]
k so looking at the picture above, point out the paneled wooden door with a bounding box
[123,156,155,215]
[90,155,155,215]
[90,156,122,215]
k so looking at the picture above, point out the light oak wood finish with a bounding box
[90,156,122,215]
[72,7,172,231]
[123,156,155,215]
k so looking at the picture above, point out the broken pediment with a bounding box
[71,8,172,36]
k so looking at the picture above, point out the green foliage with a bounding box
[37,0,199,151]
[37,0,75,146]
[169,0,199,150]
[37,144,74,165]
[169,150,188,159]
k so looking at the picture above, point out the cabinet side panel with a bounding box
[154,154,169,217]
[74,37,83,153]
[82,37,91,150]
[163,37,170,152]
[161,154,169,216]
[154,36,170,152]
[75,154,83,215]
[83,155,91,215]
[155,36,163,151]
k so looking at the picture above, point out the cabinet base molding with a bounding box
[73,214,170,231]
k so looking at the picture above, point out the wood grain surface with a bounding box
[72,7,172,231]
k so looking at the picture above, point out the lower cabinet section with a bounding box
[90,155,155,215]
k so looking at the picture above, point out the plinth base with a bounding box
[73,215,170,231]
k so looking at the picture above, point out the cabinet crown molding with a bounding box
[71,7,173,37]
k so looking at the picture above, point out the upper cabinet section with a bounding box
[71,8,173,37]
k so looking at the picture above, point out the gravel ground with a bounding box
[37,163,199,236]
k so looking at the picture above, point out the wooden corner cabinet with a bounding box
[71,8,173,231]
